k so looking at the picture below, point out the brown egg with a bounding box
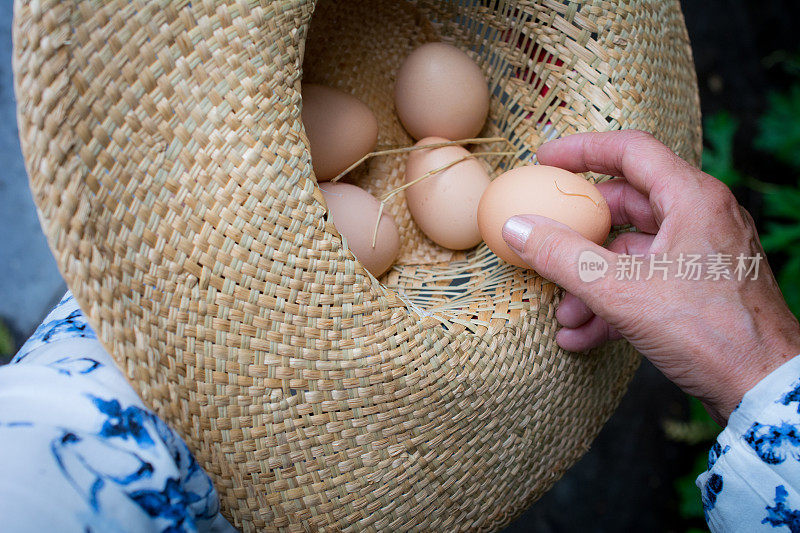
[301,84,379,180]
[477,165,611,268]
[394,43,490,141]
[320,182,400,277]
[404,137,491,250]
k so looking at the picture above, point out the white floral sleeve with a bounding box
[698,354,800,532]
[0,292,237,532]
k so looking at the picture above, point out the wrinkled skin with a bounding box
[501,130,800,425]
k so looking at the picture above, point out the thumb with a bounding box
[502,214,617,306]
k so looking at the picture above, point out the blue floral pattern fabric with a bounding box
[698,354,800,532]
[0,292,236,532]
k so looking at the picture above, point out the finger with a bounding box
[556,292,594,328]
[556,315,623,352]
[607,230,655,256]
[553,232,650,328]
[502,214,616,309]
[536,130,701,215]
[553,231,650,327]
[596,179,661,233]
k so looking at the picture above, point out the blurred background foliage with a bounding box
[704,55,800,318]
[667,46,800,531]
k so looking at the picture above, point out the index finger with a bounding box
[596,179,661,233]
[536,130,702,216]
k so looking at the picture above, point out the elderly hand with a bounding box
[501,130,800,425]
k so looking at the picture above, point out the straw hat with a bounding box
[13,0,700,530]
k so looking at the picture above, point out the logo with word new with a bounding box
[578,250,608,282]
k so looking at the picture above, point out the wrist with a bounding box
[716,350,800,439]
[712,338,800,425]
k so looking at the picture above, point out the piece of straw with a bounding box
[331,136,514,182]
[370,150,516,247]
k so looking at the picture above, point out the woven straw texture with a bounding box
[13,0,700,531]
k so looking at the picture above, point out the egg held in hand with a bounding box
[477,165,611,268]
[394,42,490,141]
[404,137,491,250]
[301,84,379,180]
[320,182,400,277]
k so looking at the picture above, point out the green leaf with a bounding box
[688,397,716,425]
[760,222,800,251]
[702,112,744,187]
[0,319,13,357]
[762,187,800,220]
[778,255,800,320]
[755,85,800,170]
